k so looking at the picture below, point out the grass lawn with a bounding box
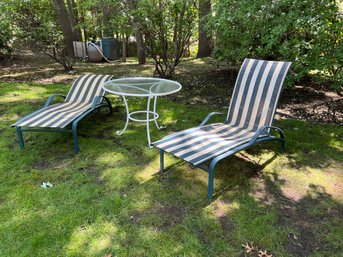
[0,81,342,257]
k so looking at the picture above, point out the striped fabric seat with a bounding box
[154,124,256,166]
[154,59,291,166]
[14,74,112,128]
[13,74,114,153]
[14,102,93,128]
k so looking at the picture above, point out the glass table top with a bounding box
[102,77,182,96]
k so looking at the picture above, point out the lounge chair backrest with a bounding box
[65,74,113,103]
[226,58,291,131]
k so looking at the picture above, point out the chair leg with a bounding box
[160,149,164,174]
[108,104,113,114]
[280,139,286,152]
[16,126,24,149]
[207,160,217,200]
[208,168,215,200]
[72,123,80,154]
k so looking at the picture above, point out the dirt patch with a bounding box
[128,201,188,230]
[77,164,105,186]
[278,85,343,125]
[213,200,235,234]
[34,160,52,170]
[264,174,343,257]
[150,202,187,229]
[1,52,342,125]
[278,202,318,257]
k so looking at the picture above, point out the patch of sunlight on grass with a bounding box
[306,165,343,201]
[36,74,77,84]
[188,58,206,64]
[134,154,160,183]
[95,152,126,166]
[0,113,19,122]
[267,156,343,202]
[244,150,276,165]
[1,71,35,79]
[65,220,118,256]
[140,69,154,75]
[0,84,48,103]
[328,136,343,151]
[211,199,240,218]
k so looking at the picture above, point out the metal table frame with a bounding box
[103,78,182,147]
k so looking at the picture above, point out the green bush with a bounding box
[137,0,197,78]
[0,15,13,58]
[212,0,343,90]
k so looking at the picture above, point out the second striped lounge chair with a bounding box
[153,58,292,199]
[12,74,113,153]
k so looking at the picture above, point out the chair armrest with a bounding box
[91,96,112,109]
[199,112,225,127]
[249,126,285,145]
[44,94,66,107]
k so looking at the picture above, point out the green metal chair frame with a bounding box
[154,59,292,199]
[13,75,113,153]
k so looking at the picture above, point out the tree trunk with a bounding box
[102,3,112,37]
[77,0,87,40]
[66,0,82,41]
[127,0,146,64]
[53,0,75,58]
[135,31,146,64]
[121,34,127,62]
[196,0,212,58]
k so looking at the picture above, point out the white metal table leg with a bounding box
[153,96,162,130]
[116,95,130,135]
[146,96,153,148]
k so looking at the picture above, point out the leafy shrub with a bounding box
[0,5,13,58]
[137,0,197,78]
[212,0,343,90]
[0,21,13,58]
[2,0,74,70]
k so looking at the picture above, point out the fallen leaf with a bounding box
[258,250,272,257]
[242,242,257,253]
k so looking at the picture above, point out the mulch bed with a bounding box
[1,53,342,126]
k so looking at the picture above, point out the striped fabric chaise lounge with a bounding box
[12,74,113,153]
[153,58,292,199]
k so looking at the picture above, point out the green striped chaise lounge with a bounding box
[153,58,292,199]
[12,74,113,153]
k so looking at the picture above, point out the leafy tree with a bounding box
[138,0,197,78]
[0,18,13,59]
[0,1,14,58]
[8,0,74,70]
[212,0,343,90]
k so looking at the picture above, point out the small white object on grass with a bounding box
[41,181,53,188]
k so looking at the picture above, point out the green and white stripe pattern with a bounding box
[153,59,292,166]
[14,74,113,128]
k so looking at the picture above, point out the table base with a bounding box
[116,95,162,147]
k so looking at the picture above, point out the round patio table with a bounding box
[102,77,182,147]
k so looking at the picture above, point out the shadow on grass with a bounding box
[262,172,343,257]
[1,80,342,256]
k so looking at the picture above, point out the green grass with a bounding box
[0,82,342,257]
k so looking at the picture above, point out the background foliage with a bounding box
[212,0,343,89]
[0,2,14,58]
[137,0,197,78]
